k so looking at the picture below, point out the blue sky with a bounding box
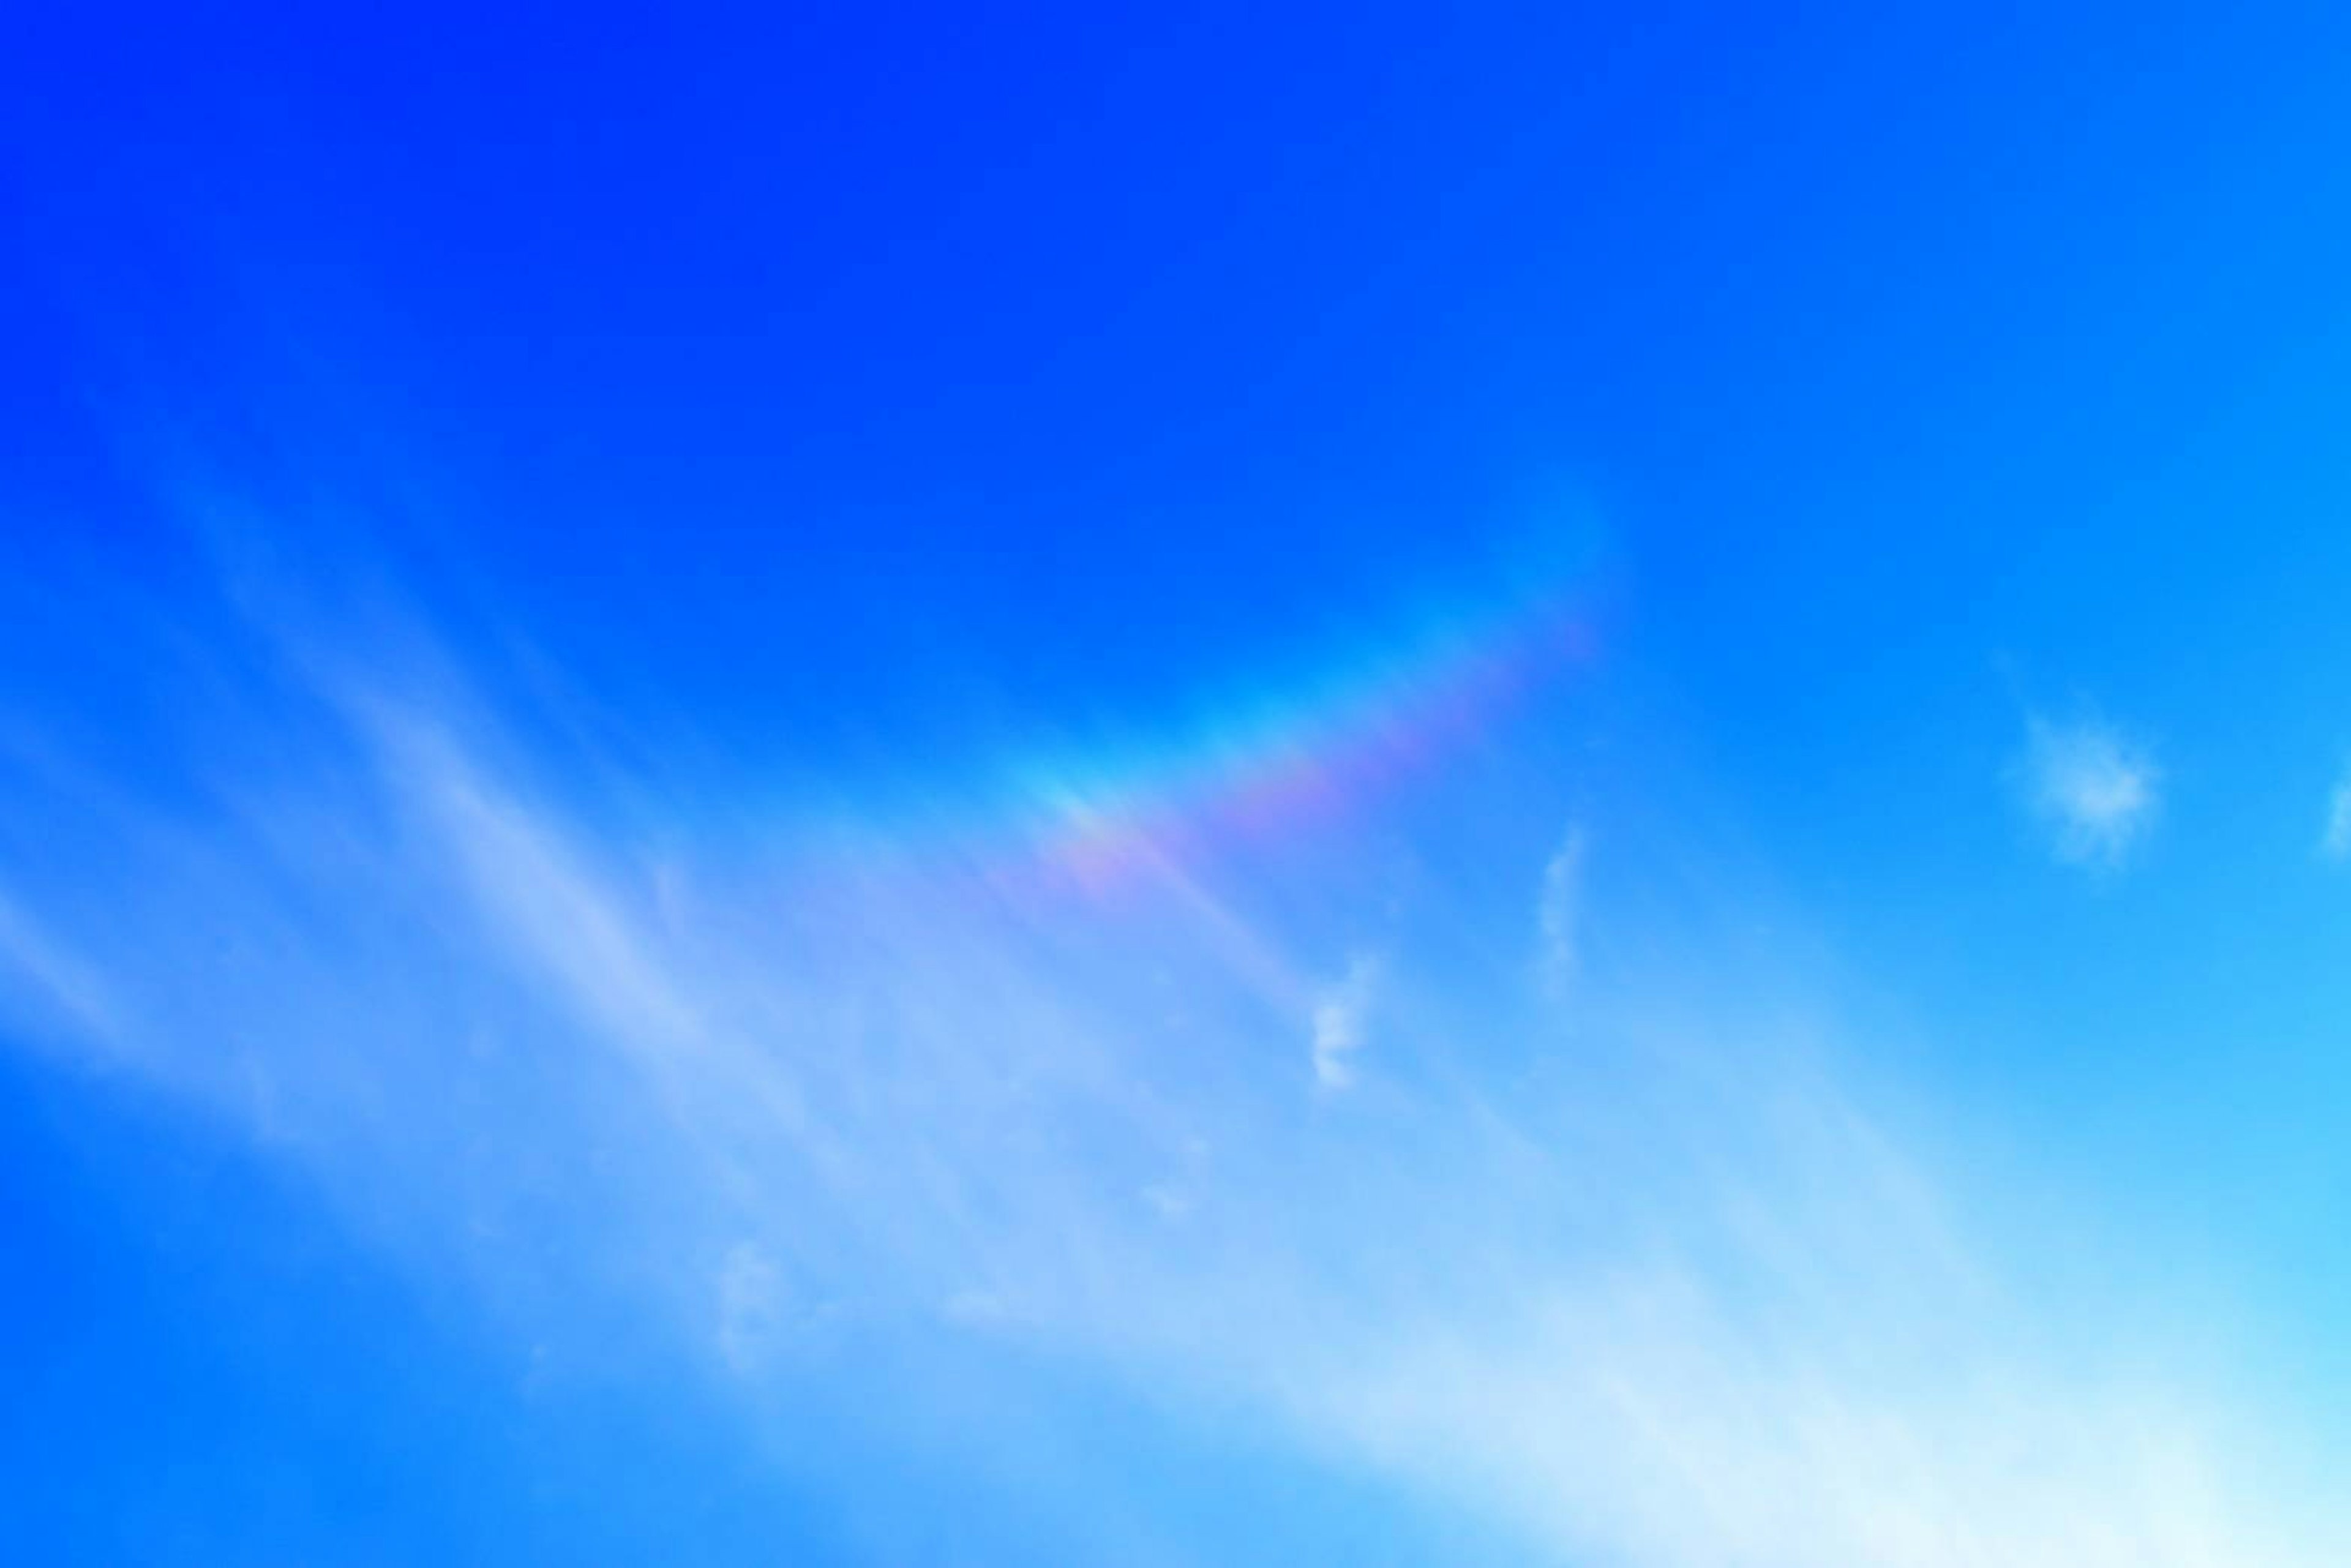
[9,6,2351,1562]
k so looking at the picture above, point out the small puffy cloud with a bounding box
[2324,771,2351,861]
[1140,1182,1193,1221]
[2016,714,2159,871]
[1310,955,1378,1091]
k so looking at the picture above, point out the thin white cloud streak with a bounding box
[2017,713,2160,870]
[1537,827,1584,997]
[0,888,124,1052]
[2323,770,2351,861]
[1310,955,1378,1090]
[0,630,2338,1564]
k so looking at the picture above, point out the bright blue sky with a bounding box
[9,6,2351,1563]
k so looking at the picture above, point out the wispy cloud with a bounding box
[1537,827,1585,997]
[2323,770,2351,861]
[0,608,2334,1563]
[0,889,124,1052]
[716,1240,792,1373]
[2017,713,2160,871]
[1310,955,1379,1090]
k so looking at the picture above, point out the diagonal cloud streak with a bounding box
[0,601,2334,1565]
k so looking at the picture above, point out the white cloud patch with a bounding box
[1310,955,1378,1090]
[2017,714,2160,870]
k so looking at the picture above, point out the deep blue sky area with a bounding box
[6,11,2345,819]
[9,7,2351,1564]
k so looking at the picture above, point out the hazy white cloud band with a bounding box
[0,620,2333,1566]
